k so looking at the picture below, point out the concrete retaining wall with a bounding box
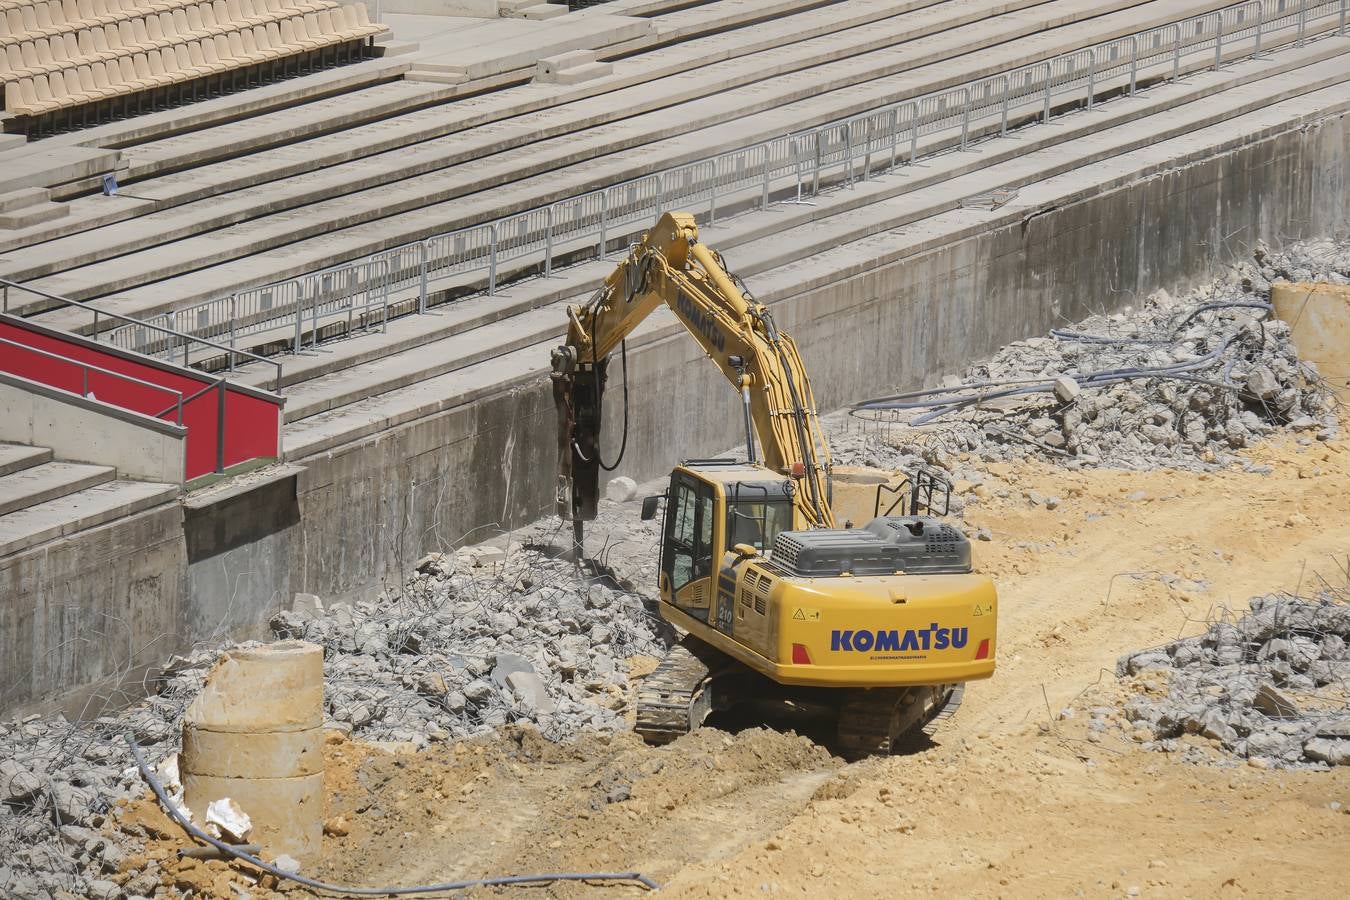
[289,108,1348,604]
[0,469,302,716]
[0,502,187,716]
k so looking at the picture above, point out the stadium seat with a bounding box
[1,0,388,132]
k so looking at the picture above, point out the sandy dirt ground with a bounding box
[118,432,1350,899]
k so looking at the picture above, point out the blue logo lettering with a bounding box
[829,625,969,654]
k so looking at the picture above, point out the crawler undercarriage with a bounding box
[635,636,964,759]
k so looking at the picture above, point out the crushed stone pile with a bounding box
[1113,593,1350,769]
[0,699,182,899]
[269,540,668,745]
[839,239,1344,474]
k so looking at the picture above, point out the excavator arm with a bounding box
[551,212,835,531]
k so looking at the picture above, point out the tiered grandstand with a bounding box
[1,0,1348,711]
[0,0,386,134]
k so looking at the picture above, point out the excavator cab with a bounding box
[650,461,795,624]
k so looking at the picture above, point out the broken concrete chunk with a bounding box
[0,760,42,803]
[1303,738,1350,766]
[463,680,494,703]
[606,476,638,502]
[292,593,325,616]
[506,671,557,715]
[490,653,534,689]
[1052,375,1080,404]
[204,798,253,843]
[1252,683,1301,719]
[1245,366,1280,400]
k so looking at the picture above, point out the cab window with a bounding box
[666,476,716,593]
[727,499,793,553]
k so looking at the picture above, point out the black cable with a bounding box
[596,336,629,473]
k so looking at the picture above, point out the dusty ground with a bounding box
[116,432,1350,898]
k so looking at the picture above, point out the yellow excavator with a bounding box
[551,212,997,757]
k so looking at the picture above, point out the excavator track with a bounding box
[634,638,718,744]
[836,684,964,759]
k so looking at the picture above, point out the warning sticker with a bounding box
[791,607,822,622]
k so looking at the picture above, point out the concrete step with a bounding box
[0,202,68,230]
[409,12,652,81]
[538,60,615,84]
[0,443,52,478]
[523,3,569,20]
[0,462,118,518]
[14,0,1220,320]
[0,479,180,558]
[255,47,1350,426]
[0,188,51,212]
[0,56,415,198]
[0,79,457,253]
[498,0,549,14]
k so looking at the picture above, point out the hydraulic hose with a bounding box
[127,737,660,895]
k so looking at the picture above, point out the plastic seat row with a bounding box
[3,4,383,122]
[0,0,342,83]
[0,0,333,46]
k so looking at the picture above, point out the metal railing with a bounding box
[105,0,1350,363]
[0,336,186,424]
[109,254,392,359]
[0,277,283,390]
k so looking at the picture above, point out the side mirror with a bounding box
[640,495,664,520]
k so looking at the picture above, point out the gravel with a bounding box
[1112,590,1350,769]
[268,537,668,747]
[838,239,1345,475]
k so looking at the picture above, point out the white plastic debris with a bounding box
[155,754,192,822]
[205,797,253,843]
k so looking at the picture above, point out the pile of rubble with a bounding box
[842,239,1343,473]
[0,531,667,898]
[0,709,157,898]
[1113,592,1350,769]
[269,538,668,745]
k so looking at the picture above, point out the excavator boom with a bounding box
[551,212,834,532]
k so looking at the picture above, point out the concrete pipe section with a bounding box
[180,640,325,862]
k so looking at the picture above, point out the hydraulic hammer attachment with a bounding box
[551,345,607,528]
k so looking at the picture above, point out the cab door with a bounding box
[660,472,718,621]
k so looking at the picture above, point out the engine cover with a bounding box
[863,516,972,574]
[770,529,904,577]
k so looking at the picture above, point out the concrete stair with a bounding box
[0,442,179,557]
[0,443,52,478]
[0,461,117,517]
[536,50,614,84]
[0,479,181,557]
[499,0,568,20]
[0,0,923,254]
[0,188,68,231]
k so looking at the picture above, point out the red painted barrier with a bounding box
[0,318,282,480]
